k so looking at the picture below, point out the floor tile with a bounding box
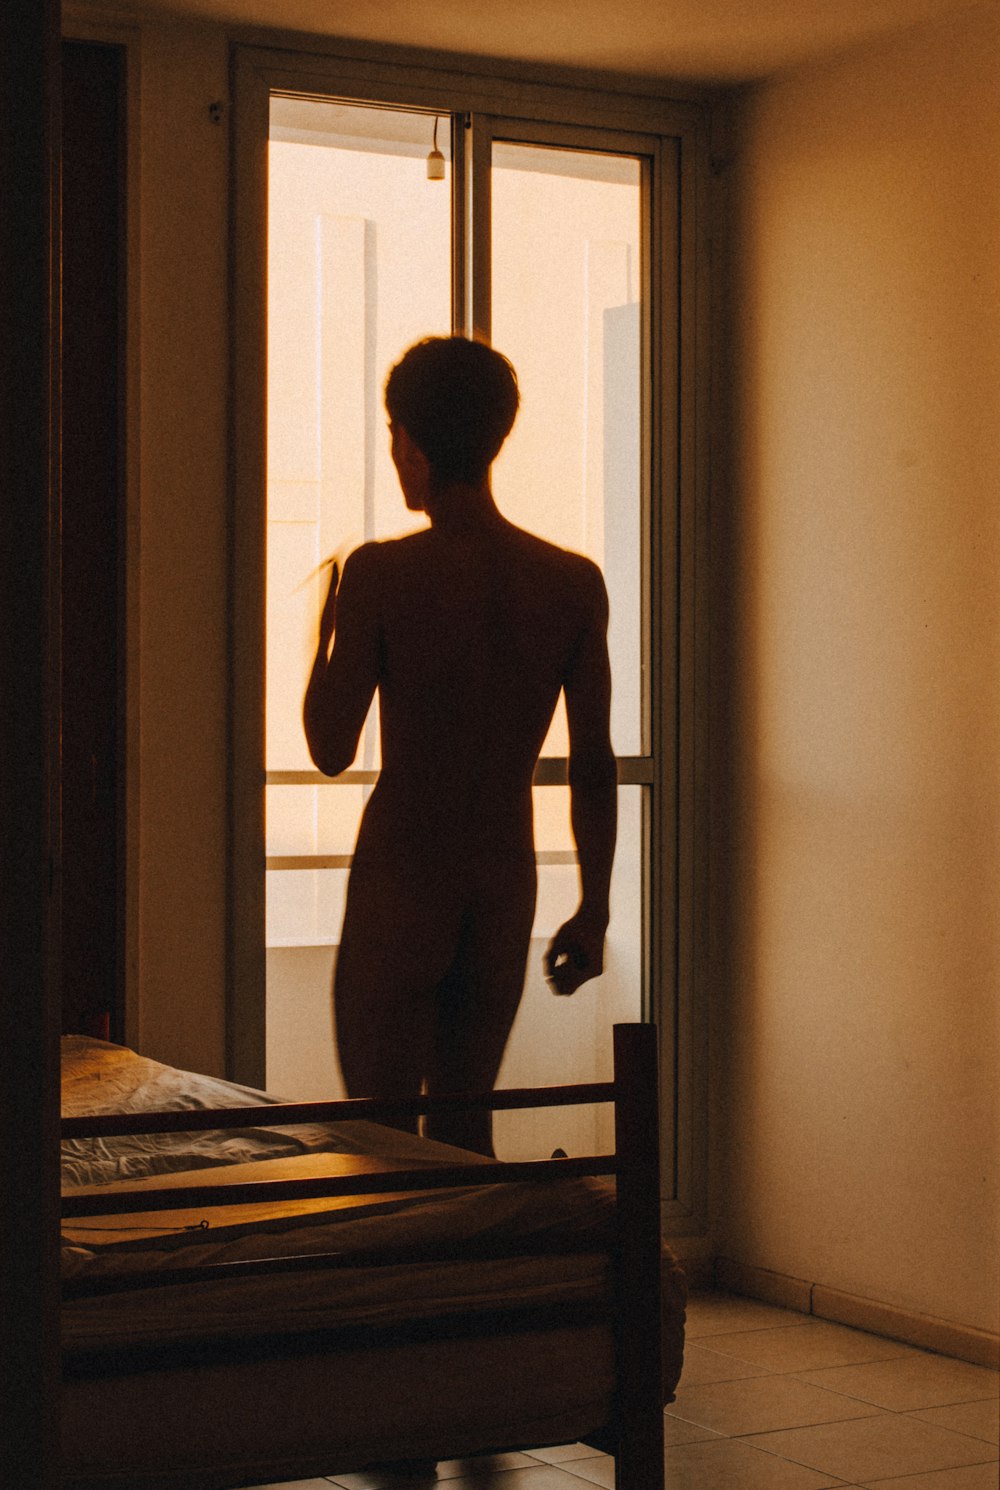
[331,1459,538,1490]
[555,1456,615,1488]
[522,1446,605,1465]
[240,1482,337,1489]
[661,1436,850,1488]
[503,1422,724,1457]
[702,1320,916,1373]
[907,1399,1000,1445]
[742,1414,997,1483]
[331,1471,441,1489]
[860,1466,1000,1489]
[424,1467,603,1490]
[674,1340,774,1386]
[663,1414,724,1447]
[666,1374,882,1437]
[796,1354,1000,1412]
[434,1457,538,1479]
[683,1291,803,1339]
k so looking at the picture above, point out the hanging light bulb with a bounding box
[426,115,445,181]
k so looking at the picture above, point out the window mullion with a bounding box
[466,113,493,342]
[450,113,467,334]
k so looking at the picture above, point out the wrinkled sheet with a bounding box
[60,1038,687,1414]
[61,1038,616,1295]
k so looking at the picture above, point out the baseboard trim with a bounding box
[664,1234,716,1292]
[713,1258,999,1370]
[674,1254,716,1291]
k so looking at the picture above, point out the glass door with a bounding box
[263,98,663,1158]
[473,119,654,1155]
[264,96,453,1100]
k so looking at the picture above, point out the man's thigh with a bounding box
[427,875,536,1095]
[333,867,462,1097]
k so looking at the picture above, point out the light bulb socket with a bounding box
[426,149,446,181]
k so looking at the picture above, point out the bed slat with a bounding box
[62,1079,616,1139]
[62,1153,616,1217]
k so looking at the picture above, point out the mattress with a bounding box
[62,1038,685,1375]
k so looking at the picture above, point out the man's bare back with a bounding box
[304,338,616,1154]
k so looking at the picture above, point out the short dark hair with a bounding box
[384,336,519,485]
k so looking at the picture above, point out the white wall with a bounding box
[715,4,999,1333]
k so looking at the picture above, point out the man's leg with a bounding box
[424,877,535,1155]
[333,867,461,1129]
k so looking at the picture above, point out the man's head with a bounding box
[385,336,519,489]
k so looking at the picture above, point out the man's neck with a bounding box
[426,480,502,533]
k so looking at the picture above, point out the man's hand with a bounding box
[544,911,607,996]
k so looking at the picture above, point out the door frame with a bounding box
[230,39,711,1235]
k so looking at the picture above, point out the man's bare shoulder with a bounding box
[509,527,608,605]
[344,525,606,617]
[341,534,428,586]
[348,531,430,567]
[340,538,383,573]
[332,541,384,605]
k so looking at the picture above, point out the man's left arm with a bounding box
[544,564,617,996]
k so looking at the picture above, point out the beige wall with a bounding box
[76,4,998,1328]
[133,21,231,1073]
[715,5,999,1332]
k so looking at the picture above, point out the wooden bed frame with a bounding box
[61,1023,670,1490]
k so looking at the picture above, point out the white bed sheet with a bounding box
[61,1038,639,1343]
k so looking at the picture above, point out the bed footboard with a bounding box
[61,1022,672,1490]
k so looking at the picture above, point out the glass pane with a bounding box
[265,786,643,1112]
[266,98,452,777]
[266,783,370,859]
[263,109,649,1127]
[491,141,644,758]
[267,942,341,1100]
[532,784,574,853]
[265,866,349,948]
[266,98,452,967]
[495,783,644,1159]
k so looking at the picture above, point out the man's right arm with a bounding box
[303,544,381,778]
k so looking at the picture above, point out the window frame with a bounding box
[230,40,710,1237]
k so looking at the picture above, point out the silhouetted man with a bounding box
[304,336,616,1155]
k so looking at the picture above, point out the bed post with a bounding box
[613,1022,664,1490]
[1,3,63,1487]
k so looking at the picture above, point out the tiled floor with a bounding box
[244,1291,999,1490]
